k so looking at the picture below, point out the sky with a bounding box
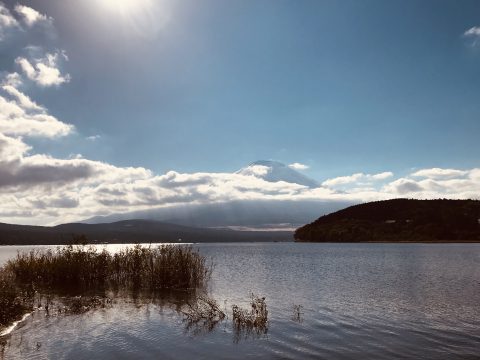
[1,0,480,225]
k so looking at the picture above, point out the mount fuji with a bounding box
[236,160,319,188]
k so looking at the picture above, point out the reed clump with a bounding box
[0,273,33,329]
[183,296,225,323]
[182,295,226,334]
[0,244,211,332]
[292,304,304,323]
[232,294,268,329]
[5,244,211,291]
[62,296,113,315]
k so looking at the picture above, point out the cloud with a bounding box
[16,51,71,87]
[464,26,480,37]
[370,171,394,180]
[382,178,424,194]
[0,2,19,39]
[322,171,393,187]
[86,135,101,141]
[463,26,480,46]
[289,162,309,170]
[0,84,73,137]
[14,4,51,27]
[2,84,43,111]
[1,154,480,225]
[238,164,270,177]
[412,168,468,180]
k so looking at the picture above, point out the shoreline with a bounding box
[2,240,480,246]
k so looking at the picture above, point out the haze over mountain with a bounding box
[0,219,293,245]
[85,161,349,229]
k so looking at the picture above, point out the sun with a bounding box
[97,0,170,37]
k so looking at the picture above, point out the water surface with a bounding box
[1,243,479,359]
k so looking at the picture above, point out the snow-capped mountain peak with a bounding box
[236,160,319,188]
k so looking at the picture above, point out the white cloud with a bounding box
[382,178,424,195]
[412,168,468,180]
[464,26,480,37]
[0,86,73,137]
[1,156,480,225]
[3,72,23,87]
[371,171,394,180]
[14,4,50,27]
[16,51,71,87]
[86,135,101,141]
[0,3,19,39]
[2,84,43,111]
[288,162,309,170]
[322,171,393,187]
[464,26,480,46]
[238,164,270,177]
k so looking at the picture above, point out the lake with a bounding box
[1,243,479,359]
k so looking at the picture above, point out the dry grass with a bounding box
[0,244,212,332]
[0,273,33,329]
[5,244,211,291]
[232,294,268,329]
[292,304,304,322]
[182,295,226,335]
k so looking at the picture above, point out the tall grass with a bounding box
[232,294,268,329]
[5,244,211,291]
[0,244,212,332]
[0,273,32,329]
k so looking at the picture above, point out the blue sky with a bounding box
[3,0,480,180]
[1,0,480,225]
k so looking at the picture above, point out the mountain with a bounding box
[84,161,342,228]
[0,219,293,245]
[295,199,480,242]
[84,200,351,229]
[236,160,319,188]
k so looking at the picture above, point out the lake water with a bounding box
[1,243,480,359]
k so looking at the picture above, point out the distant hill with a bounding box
[295,199,480,242]
[0,220,293,245]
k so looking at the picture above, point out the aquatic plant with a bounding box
[62,296,113,315]
[5,244,211,291]
[183,296,226,323]
[292,304,304,322]
[0,272,33,329]
[182,295,226,335]
[0,244,212,333]
[232,294,268,329]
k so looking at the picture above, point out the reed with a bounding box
[0,244,212,332]
[5,244,211,291]
[232,294,268,329]
[0,272,33,329]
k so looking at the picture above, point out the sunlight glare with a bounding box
[101,0,153,15]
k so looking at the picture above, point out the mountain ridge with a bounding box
[0,219,293,245]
